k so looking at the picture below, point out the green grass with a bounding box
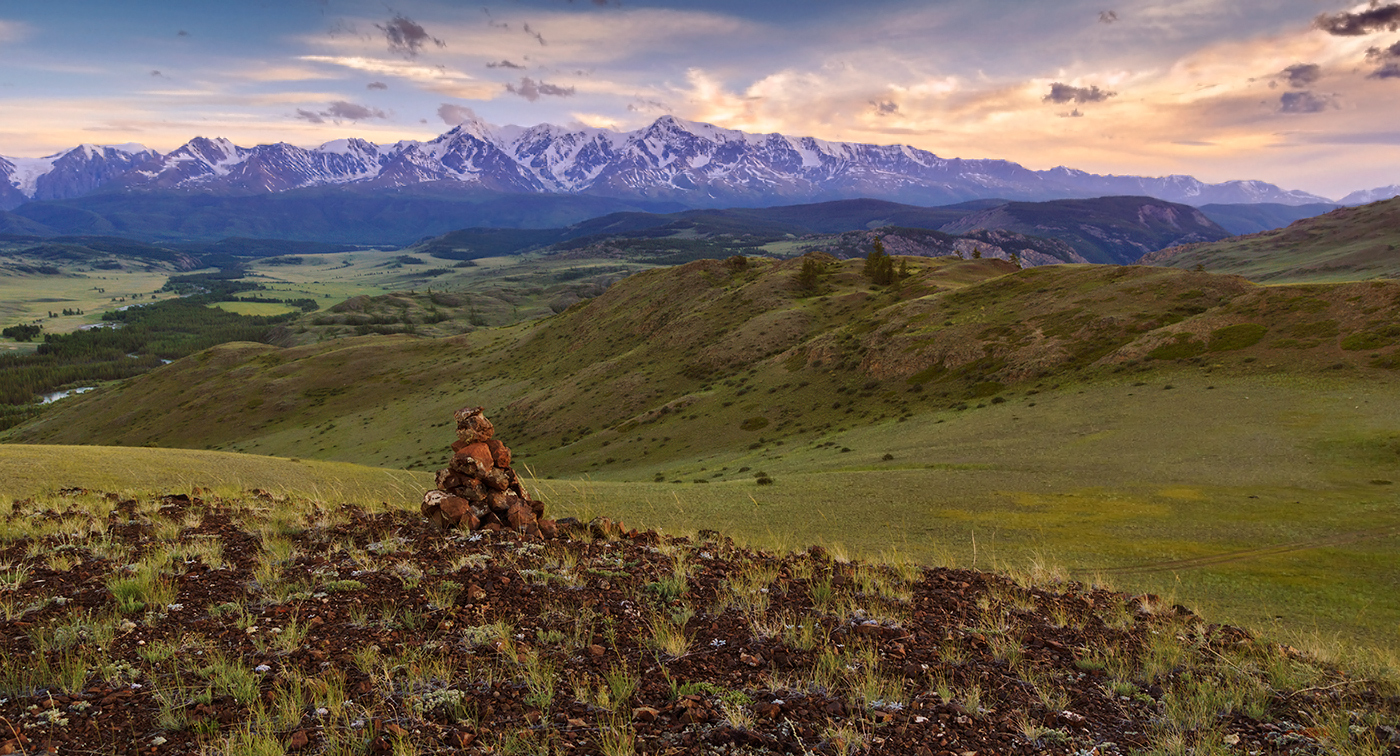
[0,445,430,505]
[6,257,1400,650]
[1145,197,1400,283]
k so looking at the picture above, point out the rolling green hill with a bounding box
[10,256,1400,470]
[1142,197,1400,283]
[6,256,1400,647]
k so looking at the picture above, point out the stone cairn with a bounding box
[420,407,558,538]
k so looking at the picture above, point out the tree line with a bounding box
[0,297,294,411]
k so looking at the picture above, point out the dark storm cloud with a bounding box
[1099,10,1118,23]
[1043,83,1116,104]
[366,81,389,90]
[437,103,478,124]
[870,99,899,115]
[1278,91,1335,113]
[377,13,445,57]
[1367,41,1400,78]
[505,77,575,101]
[1313,4,1400,35]
[297,101,387,123]
[1279,63,1322,88]
[486,60,526,69]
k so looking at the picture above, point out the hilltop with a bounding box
[12,255,1400,465]
[1,482,1395,755]
[7,256,1400,650]
[1141,196,1400,283]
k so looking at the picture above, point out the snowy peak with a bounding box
[0,117,1340,211]
[1339,185,1400,206]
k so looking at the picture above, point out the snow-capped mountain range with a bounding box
[0,116,1380,211]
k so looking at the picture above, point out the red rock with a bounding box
[434,468,460,490]
[487,439,512,467]
[452,477,486,502]
[439,495,472,524]
[454,406,494,442]
[507,501,536,530]
[287,730,310,751]
[421,490,449,518]
[538,519,558,539]
[481,467,511,492]
[588,644,605,656]
[449,451,488,477]
[482,521,502,533]
[529,499,545,518]
[454,732,476,748]
[461,442,494,470]
[633,707,660,722]
[481,490,508,512]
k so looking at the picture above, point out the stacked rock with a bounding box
[421,407,558,538]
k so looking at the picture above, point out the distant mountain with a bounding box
[1197,203,1339,235]
[1339,185,1400,206]
[1,117,1332,214]
[415,195,1218,268]
[1,185,685,244]
[937,196,1232,264]
[1140,197,1400,283]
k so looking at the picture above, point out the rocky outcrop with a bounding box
[420,407,557,538]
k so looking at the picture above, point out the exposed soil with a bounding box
[0,488,1397,755]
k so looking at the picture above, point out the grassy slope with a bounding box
[1143,197,1400,283]
[6,257,1400,646]
[0,444,430,505]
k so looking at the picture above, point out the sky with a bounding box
[0,0,1398,200]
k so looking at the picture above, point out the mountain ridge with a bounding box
[0,116,1339,211]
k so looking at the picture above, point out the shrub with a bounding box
[739,417,769,431]
[1207,323,1267,352]
[1147,333,1206,360]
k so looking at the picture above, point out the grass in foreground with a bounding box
[0,487,1396,755]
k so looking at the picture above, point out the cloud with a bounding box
[870,99,899,115]
[1367,41,1400,78]
[298,55,498,98]
[1099,10,1118,24]
[177,29,189,37]
[150,70,163,77]
[486,60,526,69]
[627,98,670,113]
[505,77,575,101]
[366,81,388,90]
[0,20,32,42]
[1279,63,1321,88]
[437,103,478,124]
[523,22,547,46]
[377,14,445,58]
[326,101,386,120]
[1043,82,1116,104]
[296,101,388,123]
[1314,4,1400,36]
[1278,90,1335,113]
